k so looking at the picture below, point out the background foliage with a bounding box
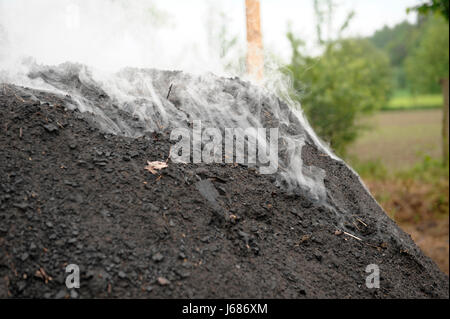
[285,0,449,154]
[286,36,391,154]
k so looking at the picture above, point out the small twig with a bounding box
[35,267,52,284]
[166,84,173,99]
[14,94,25,103]
[19,127,22,138]
[356,218,368,227]
[343,231,362,241]
[365,242,380,249]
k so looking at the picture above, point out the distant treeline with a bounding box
[285,3,449,154]
[368,14,449,95]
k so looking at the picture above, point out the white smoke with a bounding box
[0,0,244,74]
[0,0,339,203]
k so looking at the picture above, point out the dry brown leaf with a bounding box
[144,161,168,174]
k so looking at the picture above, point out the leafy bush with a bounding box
[285,36,392,155]
[409,0,450,21]
[347,158,388,180]
[405,14,449,94]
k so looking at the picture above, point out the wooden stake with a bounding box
[245,0,263,81]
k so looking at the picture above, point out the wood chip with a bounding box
[157,277,170,286]
[300,234,310,243]
[144,161,168,174]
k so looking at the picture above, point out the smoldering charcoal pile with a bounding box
[0,64,448,298]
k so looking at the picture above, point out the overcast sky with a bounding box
[0,0,423,73]
[155,0,422,61]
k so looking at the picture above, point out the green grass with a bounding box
[397,155,449,183]
[346,157,388,180]
[349,155,449,182]
[384,90,443,111]
[348,109,444,170]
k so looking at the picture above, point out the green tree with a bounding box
[285,0,391,155]
[286,36,391,155]
[371,22,419,67]
[405,15,449,94]
[409,0,450,21]
[369,21,421,90]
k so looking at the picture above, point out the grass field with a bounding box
[348,109,444,170]
[384,90,443,111]
[347,108,449,274]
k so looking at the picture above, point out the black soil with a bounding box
[0,81,448,299]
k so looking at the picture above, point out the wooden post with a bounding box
[441,78,449,163]
[245,0,263,81]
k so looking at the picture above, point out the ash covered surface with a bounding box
[0,68,448,298]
